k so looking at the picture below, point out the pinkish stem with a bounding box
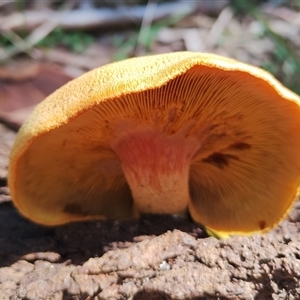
[111,125,200,215]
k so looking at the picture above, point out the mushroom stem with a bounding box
[111,124,200,215]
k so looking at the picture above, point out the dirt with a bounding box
[0,123,300,300]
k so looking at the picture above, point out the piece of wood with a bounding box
[0,1,228,32]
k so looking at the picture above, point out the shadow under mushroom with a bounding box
[0,201,205,267]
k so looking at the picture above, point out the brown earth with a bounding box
[0,123,300,300]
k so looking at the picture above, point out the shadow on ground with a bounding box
[1,200,300,299]
[61,289,234,300]
[132,290,234,300]
[0,201,206,267]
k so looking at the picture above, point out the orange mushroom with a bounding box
[8,52,300,237]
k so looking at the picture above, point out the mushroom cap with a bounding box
[8,51,300,236]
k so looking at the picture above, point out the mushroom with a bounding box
[8,52,300,237]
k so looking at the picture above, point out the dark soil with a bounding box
[0,123,300,300]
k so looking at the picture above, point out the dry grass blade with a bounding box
[135,0,157,56]
[205,7,233,50]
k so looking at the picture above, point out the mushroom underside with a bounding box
[13,65,300,233]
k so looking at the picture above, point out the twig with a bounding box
[0,18,60,61]
[0,2,75,62]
